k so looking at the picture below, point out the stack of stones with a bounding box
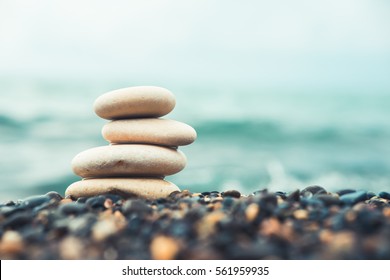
[66,86,196,199]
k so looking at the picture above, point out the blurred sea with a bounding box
[1,78,390,200]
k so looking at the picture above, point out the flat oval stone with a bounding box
[65,178,180,199]
[94,86,176,120]
[102,118,197,146]
[71,144,186,178]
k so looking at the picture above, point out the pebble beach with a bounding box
[1,186,390,260]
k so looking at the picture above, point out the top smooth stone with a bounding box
[94,86,176,120]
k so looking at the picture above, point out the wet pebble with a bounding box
[59,202,88,216]
[20,195,51,209]
[287,189,300,202]
[21,226,45,243]
[337,189,356,196]
[301,185,327,197]
[222,190,241,198]
[122,200,152,216]
[366,192,376,199]
[86,196,107,209]
[77,197,88,203]
[252,189,268,196]
[222,197,235,209]
[45,191,63,202]
[354,209,384,234]
[0,206,25,218]
[4,201,16,207]
[315,194,341,206]
[67,213,96,236]
[368,197,388,208]
[259,193,278,207]
[275,191,287,199]
[379,191,390,200]
[2,212,34,229]
[340,191,368,205]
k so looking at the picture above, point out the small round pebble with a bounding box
[222,190,241,198]
[301,185,327,197]
[150,235,180,260]
[0,231,23,255]
[379,191,390,200]
[340,190,368,205]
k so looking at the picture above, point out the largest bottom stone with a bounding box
[66,178,180,199]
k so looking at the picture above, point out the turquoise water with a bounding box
[1,79,390,200]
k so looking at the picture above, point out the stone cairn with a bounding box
[66,86,196,199]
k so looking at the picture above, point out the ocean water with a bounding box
[1,79,390,200]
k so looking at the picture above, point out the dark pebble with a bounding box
[329,211,348,231]
[287,189,300,202]
[274,202,293,219]
[169,220,192,238]
[275,191,287,199]
[4,201,16,206]
[0,205,25,218]
[185,207,206,222]
[354,209,384,234]
[300,197,325,209]
[301,185,327,197]
[315,194,341,206]
[340,190,368,205]
[366,192,376,199]
[252,189,268,196]
[336,189,356,196]
[127,216,143,234]
[76,197,88,203]
[45,191,63,201]
[168,191,181,200]
[210,192,220,198]
[58,202,88,215]
[222,190,241,198]
[368,198,387,208]
[20,195,51,209]
[156,198,168,204]
[2,212,34,229]
[21,226,45,243]
[308,207,328,221]
[86,196,106,209]
[68,213,96,236]
[102,194,123,203]
[122,200,152,215]
[259,193,278,214]
[379,191,390,200]
[222,197,235,209]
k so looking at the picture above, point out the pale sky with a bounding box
[0,0,389,90]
